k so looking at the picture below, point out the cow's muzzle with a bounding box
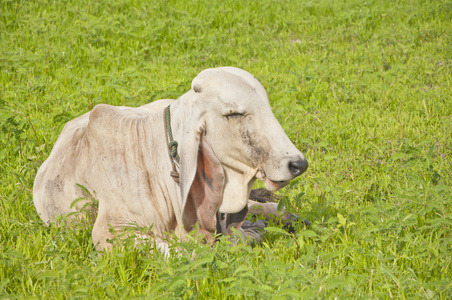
[288,158,308,177]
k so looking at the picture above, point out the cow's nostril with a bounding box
[288,159,308,177]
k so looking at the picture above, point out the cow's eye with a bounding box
[224,112,246,119]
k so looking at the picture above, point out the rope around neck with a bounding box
[164,105,180,183]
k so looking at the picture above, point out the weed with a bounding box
[1,0,451,298]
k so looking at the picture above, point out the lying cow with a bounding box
[33,67,308,254]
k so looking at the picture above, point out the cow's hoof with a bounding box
[283,216,310,233]
[242,219,267,230]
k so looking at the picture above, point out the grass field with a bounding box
[1,0,451,298]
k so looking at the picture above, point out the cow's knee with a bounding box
[92,216,114,251]
[228,220,267,245]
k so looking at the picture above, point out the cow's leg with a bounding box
[91,214,170,257]
[226,220,267,245]
[248,188,310,233]
[240,220,267,244]
[248,200,310,233]
[247,200,296,222]
[218,208,267,245]
[91,214,115,251]
[248,188,296,222]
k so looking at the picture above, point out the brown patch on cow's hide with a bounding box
[45,175,64,197]
[44,175,65,218]
[183,135,224,239]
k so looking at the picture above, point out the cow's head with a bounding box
[176,67,307,232]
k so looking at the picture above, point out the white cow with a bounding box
[33,67,308,254]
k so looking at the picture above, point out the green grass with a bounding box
[1,0,451,298]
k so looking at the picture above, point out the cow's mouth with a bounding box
[257,170,291,191]
[264,177,290,191]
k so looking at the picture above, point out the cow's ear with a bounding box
[181,132,225,237]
